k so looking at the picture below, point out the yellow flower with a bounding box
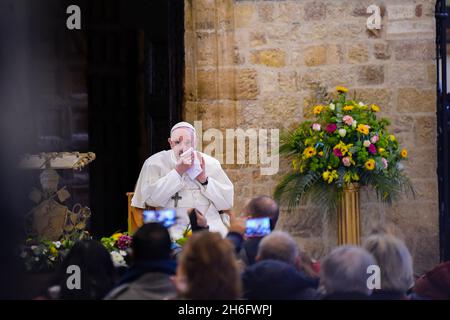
[186,230,193,237]
[356,124,370,135]
[344,171,360,183]
[378,147,385,153]
[292,159,298,170]
[313,105,324,115]
[111,233,123,241]
[50,246,58,256]
[401,149,408,158]
[334,141,353,156]
[336,86,349,93]
[323,170,338,183]
[343,105,354,111]
[303,147,317,158]
[318,151,324,157]
[371,104,380,112]
[365,159,376,170]
[389,135,396,142]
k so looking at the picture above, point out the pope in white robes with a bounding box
[131,122,234,239]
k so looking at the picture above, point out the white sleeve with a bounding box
[200,160,234,210]
[131,160,183,208]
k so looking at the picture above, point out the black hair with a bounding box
[132,222,172,262]
[55,239,116,300]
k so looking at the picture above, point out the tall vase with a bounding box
[337,183,361,245]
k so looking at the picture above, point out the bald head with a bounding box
[244,195,279,230]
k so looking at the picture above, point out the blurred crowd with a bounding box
[34,196,450,300]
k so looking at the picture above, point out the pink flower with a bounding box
[333,148,343,157]
[368,144,377,155]
[370,135,379,144]
[117,235,132,250]
[312,123,321,131]
[382,158,388,169]
[343,115,354,126]
[326,124,337,133]
[342,157,351,167]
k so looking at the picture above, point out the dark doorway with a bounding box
[12,0,184,238]
[86,0,184,236]
[435,0,450,262]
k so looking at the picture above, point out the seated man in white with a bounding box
[131,122,233,239]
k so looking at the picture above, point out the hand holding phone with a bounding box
[245,217,271,238]
[143,209,177,228]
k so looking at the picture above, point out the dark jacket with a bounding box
[239,237,263,266]
[225,232,261,266]
[105,259,177,300]
[242,259,320,300]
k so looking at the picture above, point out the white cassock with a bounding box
[131,149,234,239]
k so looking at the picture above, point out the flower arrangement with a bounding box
[100,232,133,267]
[20,231,91,272]
[20,230,134,271]
[274,86,414,211]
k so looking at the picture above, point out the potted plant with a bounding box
[274,86,415,244]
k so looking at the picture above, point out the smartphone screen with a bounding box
[245,217,271,238]
[143,209,176,228]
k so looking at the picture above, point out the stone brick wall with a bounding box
[184,0,438,275]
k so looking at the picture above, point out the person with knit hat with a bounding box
[131,122,233,240]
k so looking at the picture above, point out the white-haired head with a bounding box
[363,233,414,293]
[256,231,299,266]
[321,245,376,296]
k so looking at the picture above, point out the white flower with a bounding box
[111,251,126,267]
[359,102,365,106]
[338,129,347,137]
[397,163,404,171]
[30,245,37,250]
[352,120,357,128]
[363,140,371,148]
[119,250,127,256]
[312,123,321,131]
[53,241,61,249]
[329,103,336,111]
[34,257,40,262]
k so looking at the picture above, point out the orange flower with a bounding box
[401,149,408,158]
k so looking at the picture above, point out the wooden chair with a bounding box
[126,192,144,234]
